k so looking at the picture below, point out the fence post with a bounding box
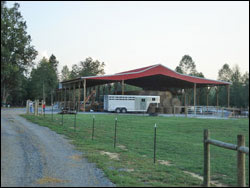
[204,129,210,187]
[92,115,95,140]
[61,112,64,126]
[26,100,29,114]
[237,135,245,187]
[154,123,157,164]
[185,106,187,117]
[114,117,117,149]
[36,100,39,116]
[74,111,76,131]
[51,103,53,120]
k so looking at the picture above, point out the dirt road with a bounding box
[1,108,115,187]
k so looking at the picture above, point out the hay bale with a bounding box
[171,98,181,113]
[162,98,171,107]
[171,98,181,106]
[164,107,173,114]
[162,91,172,98]
[156,107,164,113]
[148,106,156,113]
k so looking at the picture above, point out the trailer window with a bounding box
[152,98,155,101]
[141,99,145,102]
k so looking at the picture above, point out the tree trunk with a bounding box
[2,83,10,104]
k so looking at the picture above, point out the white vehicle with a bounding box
[104,95,160,113]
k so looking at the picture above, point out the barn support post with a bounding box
[97,85,100,103]
[78,81,81,112]
[184,89,188,117]
[227,85,230,108]
[114,82,118,95]
[206,87,211,107]
[73,83,76,110]
[188,89,191,106]
[64,87,66,109]
[121,80,124,95]
[184,89,187,106]
[215,86,219,107]
[108,83,111,95]
[60,89,62,109]
[196,88,199,106]
[83,79,86,112]
[194,83,196,115]
[102,84,106,96]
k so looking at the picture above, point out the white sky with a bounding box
[7,1,249,79]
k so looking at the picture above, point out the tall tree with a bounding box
[60,65,70,81]
[69,57,105,79]
[69,64,80,79]
[29,56,58,104]
[1,2,37,104]
[218,63,232,82]
[49,54,59,72]
[175,55,197,75]
[216,64,249,108]
[78,57,105,76]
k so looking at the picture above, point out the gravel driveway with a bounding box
[1,108,115,187]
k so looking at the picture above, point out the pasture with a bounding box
[22,113,249,187]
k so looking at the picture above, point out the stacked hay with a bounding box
[122,89,181,114]
[143,90,181,114]
[171,97,181,114]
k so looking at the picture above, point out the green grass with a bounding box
[21,113,249,187]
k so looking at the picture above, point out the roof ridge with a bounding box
[116,64,160,74]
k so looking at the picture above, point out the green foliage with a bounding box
[49,54,59,72]
[1,2,37,104]
[216,64,249,108]
[175,55,204,78]
[60,65,70,81]
[69,57,105,79]
[29,55,59,103]
[176,55,197,75]
[218,63,232,82]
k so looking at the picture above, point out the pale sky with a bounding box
[7,1,249,79]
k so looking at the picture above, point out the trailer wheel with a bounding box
[115,108,121,113]
[121,108,127,113]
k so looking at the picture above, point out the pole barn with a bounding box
[57,64,231,112]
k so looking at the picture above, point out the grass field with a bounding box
[22,113,249,187]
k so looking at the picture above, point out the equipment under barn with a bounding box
[56,64,232,115]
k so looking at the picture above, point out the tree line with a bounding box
[175,55,249,108]
[1,2,249,108]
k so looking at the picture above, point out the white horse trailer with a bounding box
[104,95,160,113]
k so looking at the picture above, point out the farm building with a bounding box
[56,64,231,113]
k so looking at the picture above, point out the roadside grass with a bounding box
[21,113,249,187]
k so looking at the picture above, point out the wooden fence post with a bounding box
[237,135,245,187]
[204,129,210,187]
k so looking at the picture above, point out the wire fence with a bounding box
[27,107,249,187]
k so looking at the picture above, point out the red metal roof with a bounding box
[83,64,231,86]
